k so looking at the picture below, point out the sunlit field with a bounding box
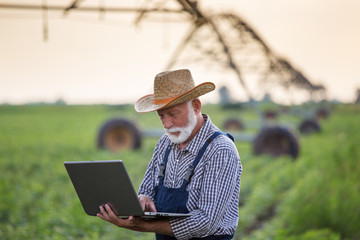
[0,103,359,240]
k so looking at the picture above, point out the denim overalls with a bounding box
[154,131,234,240]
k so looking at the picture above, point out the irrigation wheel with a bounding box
[253,126,299,159]
[97,118,142,152]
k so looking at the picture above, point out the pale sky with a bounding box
[1,0,359,105]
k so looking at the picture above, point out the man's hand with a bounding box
[97,203,174,236]
[138,194,157,212]
[97,204,148,232]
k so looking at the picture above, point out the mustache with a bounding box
[165,127,183,133]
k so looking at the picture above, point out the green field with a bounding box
[0,103,359,240]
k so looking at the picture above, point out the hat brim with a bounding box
[134,82,215,113]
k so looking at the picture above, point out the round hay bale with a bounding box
[253,126,299,159]
[263,110,278,120]
[298,119,321,135]
[315,107,330,120]
[223,118,245,131]
[97,118,142,152]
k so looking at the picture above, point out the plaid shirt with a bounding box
[138,114,242,240]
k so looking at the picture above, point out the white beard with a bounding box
[165,102,197,144]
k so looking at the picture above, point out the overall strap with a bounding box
[183,131,234,184]
[158,144,172,185]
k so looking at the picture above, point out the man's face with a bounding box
[157,101,197,144]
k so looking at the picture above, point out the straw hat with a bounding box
[134,69,215,113]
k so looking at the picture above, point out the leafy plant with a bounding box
[0,103,359,240]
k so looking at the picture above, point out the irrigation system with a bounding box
[1,0,330,158]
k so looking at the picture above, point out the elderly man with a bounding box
[97,69,242,240]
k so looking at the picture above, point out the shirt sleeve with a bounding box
[170,145,241,240]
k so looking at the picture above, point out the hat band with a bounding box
[154,96,178,105]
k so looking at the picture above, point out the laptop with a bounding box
[64,160,190,218]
